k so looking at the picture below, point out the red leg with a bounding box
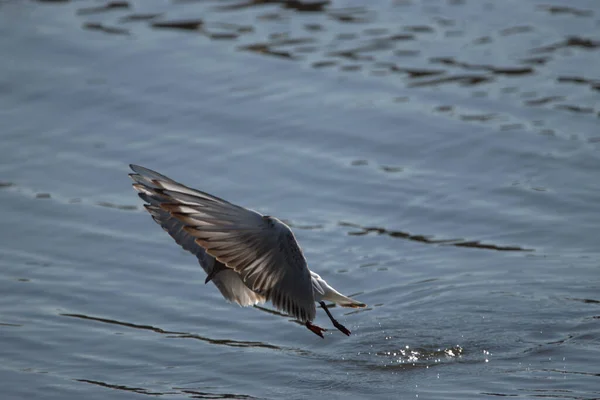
[305,321,326,338]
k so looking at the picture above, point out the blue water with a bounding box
[1,0,599,399]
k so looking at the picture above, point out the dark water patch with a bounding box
[371,62,441,77]
[339,222,533,252]
[328,49,373,61]
[434,17,455,27]
[520,56,551,65]
[350,159,368,166]
[216,0,328,13]
[431,57,534,76]
[77,1,129,15]
[0,322,22,327]
[214,0,278,12]
[212,22,254,34]
[175,388,260,399]
[328,36,415,61]
[167,334,282,350]
[119,13,163,23]
[198,22,254,40]
[349,158,404,174]
[328,7,374,24]
[403,25,434,34]
[460,113,496,122]
[151,19,203,31]
[539,129,556,136]
[312,60,337,68]
[473,36,492,45]
[384,33,415,41]
[284,0,329,12]
[409,74,493,87]
[304,23,323,31]
[434,105,453,112]
[359,262,379,269]
[239,43,296,59]
[554,104,595,114]
[75,380,165,396]
[499,25,533,36]
[390,65,445,78]
[524,96,564,106]
[61,313,187,334]
[205,32,239,40]
[557,76,600,91]
[240,37,314,59]
[379,165,402,173]
[538,5,593,17]
[492,67,534,75]
[532,36,600,53]
[452,241,530,252]
[83,22,129,35]
[257,12,284,21]
[566,298,600,305]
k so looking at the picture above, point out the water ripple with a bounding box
[61,313,286,351]
[339,221,533,252]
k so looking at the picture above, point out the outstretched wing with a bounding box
[129,164,316,322]
[130,166,264,306]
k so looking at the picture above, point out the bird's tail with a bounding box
[325,290,367,308]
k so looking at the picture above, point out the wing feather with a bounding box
[129,165,265,307]
[129,164,315,321]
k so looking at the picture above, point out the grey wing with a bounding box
[129,165,265,307]
[129,164,316,322]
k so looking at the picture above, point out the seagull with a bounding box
[129,165,366,338]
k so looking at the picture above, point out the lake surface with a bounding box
[1,0,599,399]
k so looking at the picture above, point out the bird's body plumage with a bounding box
[129,164,365,337]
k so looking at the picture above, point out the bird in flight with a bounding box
[129,165,366,338]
